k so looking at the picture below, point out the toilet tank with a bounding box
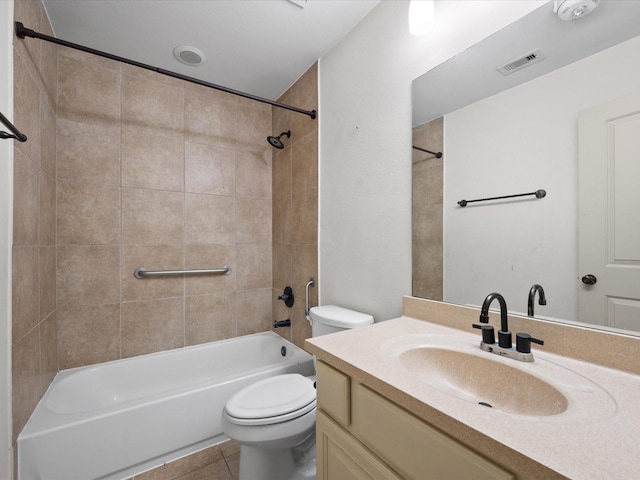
[310,305,374,337]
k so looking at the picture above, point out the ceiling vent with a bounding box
[497,49,546,76]
[287,0,308,8]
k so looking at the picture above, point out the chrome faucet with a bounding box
[473,292,544,362]
[527,284,547,317]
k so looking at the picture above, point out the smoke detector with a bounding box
[554,0,601,21]
[173,46,206,66]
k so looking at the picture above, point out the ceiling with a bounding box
[41,0,380,101]
[413,0,640,125]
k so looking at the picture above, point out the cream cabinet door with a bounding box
[317,411,403,480]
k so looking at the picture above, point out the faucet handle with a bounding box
[473,324,496,344]
[516,333,544,354]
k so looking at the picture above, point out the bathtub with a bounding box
[18,331,315,480]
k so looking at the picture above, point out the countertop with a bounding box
[306,314,640,479]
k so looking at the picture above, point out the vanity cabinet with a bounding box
[316,361,516,480]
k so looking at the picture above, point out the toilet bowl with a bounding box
[222,305,373,480]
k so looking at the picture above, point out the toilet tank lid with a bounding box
[309,305,374,328]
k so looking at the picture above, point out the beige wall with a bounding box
[272,63,319,349]
[412,117,443,301]
[55,46,274,369]
[12,0,58,453]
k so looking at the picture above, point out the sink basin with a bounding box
[400,347,567,416]
[381,334,618,422]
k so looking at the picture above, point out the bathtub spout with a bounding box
[273,319,291,329]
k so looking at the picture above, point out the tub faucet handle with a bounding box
[278,286,294,307]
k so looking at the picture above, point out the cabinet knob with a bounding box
[581,274,597,285]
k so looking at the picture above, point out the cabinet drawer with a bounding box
[352,382,515,480]
[316,361,351,427]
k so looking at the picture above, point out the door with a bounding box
[578,93,640,331]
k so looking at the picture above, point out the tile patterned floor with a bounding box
[131,439,240,480]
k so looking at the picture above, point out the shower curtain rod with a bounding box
[15,22,317,120]
[0,110,27,142]
[412,145,442,158]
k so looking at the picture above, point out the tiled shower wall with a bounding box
[10,0,318,474]
[12,0,58,452]
[412,117,443,300]
[272,63,318,349]
[55,46,274,370]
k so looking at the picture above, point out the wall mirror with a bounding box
[412,0,640,335]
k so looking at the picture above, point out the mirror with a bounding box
[412,1,640,334]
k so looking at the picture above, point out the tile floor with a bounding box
[131,439,240,480]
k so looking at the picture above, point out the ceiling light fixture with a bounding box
[173,45,206,66]
[553,0,601,21]
[408,0,435,36]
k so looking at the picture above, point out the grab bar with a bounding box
[134,266,231,279]
[305,278,315,323]
[0,110,27,142]
[458,189,546,207]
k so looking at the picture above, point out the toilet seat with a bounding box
[225,374,316,426]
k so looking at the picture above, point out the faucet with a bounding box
[479,292,512,348]
[473,292,544,362]
[527,284,547,317]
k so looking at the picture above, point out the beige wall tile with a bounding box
[185,293,237,345]
[13,149,39,245]
[185,142,235,196]
[122,73,185,139]
[39,169,55,245]
[184,244,236,296]
[39,245,56,320]
[11,328,40,444]
[412,244,443,301]
[57,304,121,369]
[236,103,272,153]
[57,44,121,72]
[57,183,121,245]
[236,244,271,290]
[291,130,318,197]
[122,297,184,358]
[39,37,57,109]
[57,245,120,307]
[237,288,272,336]
[185,194,236,244]
[272,244,292,291]
[291,189,317,245]
[12,245,39,342]
[57,117,121,186]
[413,206,443,246]
[122,188,184,245]
[272,147,292,200]
[40,98,56,177]
[14,46,41,164]
[39,312,58,392]
[272,196,291,246]
[57,53,121,125]
[236,150,272,199]
[413,163,443,209]
[185,88,237,150]
[237,197,271,244]
[122,245,184,301]
[122,131,184,191]
[14,0,43,70]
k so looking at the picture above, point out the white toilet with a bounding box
[221,305,374,480]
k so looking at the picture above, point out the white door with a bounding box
[578,93,640,331]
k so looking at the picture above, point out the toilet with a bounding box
[221,305,374,480]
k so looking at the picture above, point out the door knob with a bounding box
[581,274,597,285]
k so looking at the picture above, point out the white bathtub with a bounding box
[18,332,315,480]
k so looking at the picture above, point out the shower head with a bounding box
[267,130,291,149]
